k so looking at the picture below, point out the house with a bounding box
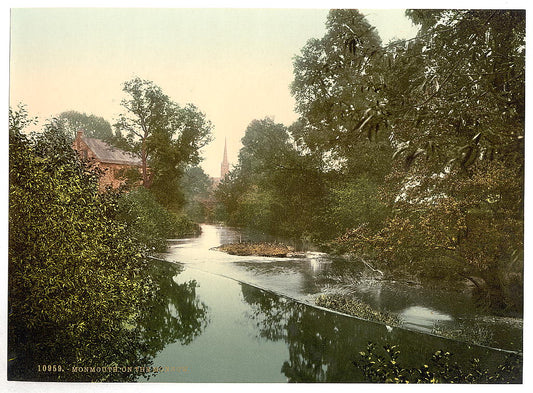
[72,130,143,190]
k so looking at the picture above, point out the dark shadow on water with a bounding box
[240,283,522,383]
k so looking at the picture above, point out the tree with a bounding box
[114,77,212,209]
[180,165,213,222]
[116,187,200,252]
[291,9,524,312]
[291,10,394,241]
[55,110,113,141]
[382,10,525,311]
[216,118,331,241]
[387,10,524,171]
[291,9,386,160]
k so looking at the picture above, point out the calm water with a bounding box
[141,261,518,383]
[160,224,522,351]
[138,224,521,383]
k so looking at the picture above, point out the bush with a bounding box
[315,294,401,326]
[8,116,155,381]
[355,343,522,383]
[116,187,200,252]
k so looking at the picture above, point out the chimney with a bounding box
[75,130,84,150]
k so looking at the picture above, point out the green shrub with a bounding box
[8,115,155,381]
[355,343,522,383]
[316,294,401,326]
[116,187,201,252]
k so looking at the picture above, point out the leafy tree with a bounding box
[290,9,395,241]
[114,77,212,209]
[216,118,331,241]
[291,9,524,312]
[386,10,524,171]
[116,187,200,252]
[381,10,523,311]
[55,110,113,141]
[8,106,209,381]
[291,9,386,158]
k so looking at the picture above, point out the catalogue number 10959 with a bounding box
[37,364,64,372]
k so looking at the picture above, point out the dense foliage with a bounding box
[215,118,331,243]
[55,110,114,141]
[9,108,153,380]
[116,187,200,252]
[216,9,524,314]
[114,77,213,210]
[355,343,522,383]
[8,105,210,381]
[180,165,213,222]
[323,10,524,313]
[315,294,401,326]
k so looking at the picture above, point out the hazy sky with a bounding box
[10,8,418,177]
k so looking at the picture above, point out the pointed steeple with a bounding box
[221,137,229,178]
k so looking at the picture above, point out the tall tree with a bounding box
[383,10,525,311]
[114,77,212,209]
[291,9,524,312]
[291,10,394,239]
[291,9,386,161]
[56,110,113,141]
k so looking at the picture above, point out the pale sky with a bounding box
[10,8,419,177]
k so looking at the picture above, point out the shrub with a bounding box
[355,343,522,383]
[315,294,401,326]
[8,114,154,381]
[116,187,200,253]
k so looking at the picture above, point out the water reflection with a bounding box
[9,260,209,382]
[240,283,517,383]
[138,261,209,357]
[400,306,453,333]
[161,225,521,352]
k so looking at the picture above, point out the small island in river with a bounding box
[214,242,306,258]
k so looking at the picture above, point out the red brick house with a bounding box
[72,130,143,190]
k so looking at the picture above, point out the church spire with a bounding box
[221,137,229,178]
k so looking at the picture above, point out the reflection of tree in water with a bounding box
[90,260,209,382]
[138,261,209,360]
[241,283,516,383]
[241,284,366,382]
[45,261,208,382]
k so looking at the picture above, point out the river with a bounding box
[137,224,521,383]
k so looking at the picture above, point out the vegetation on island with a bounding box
[315,294,401,326]
[216,242,305,258]
[215,9,524,316]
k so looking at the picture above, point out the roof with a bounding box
[83,137,142,166]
